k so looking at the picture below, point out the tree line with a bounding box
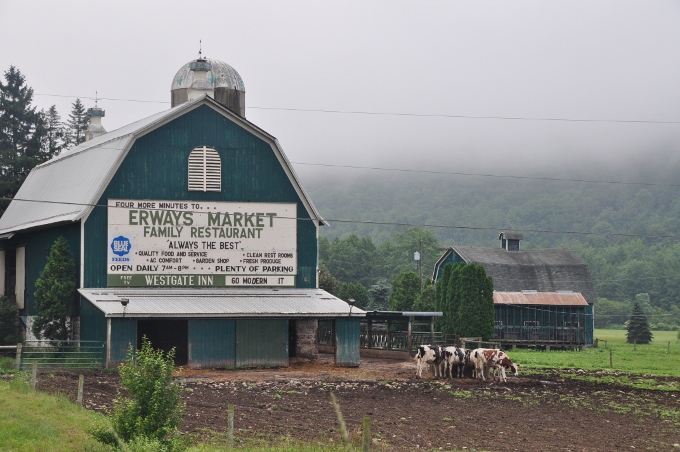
[0,66,91,216]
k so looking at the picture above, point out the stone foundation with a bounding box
[295,319,318,360]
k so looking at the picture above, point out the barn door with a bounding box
[335,317,360,367]
[188,319,236,369]
[235,319,288,367]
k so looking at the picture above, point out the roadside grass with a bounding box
[0,378,109,451]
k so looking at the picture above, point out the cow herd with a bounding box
[414,344,519,382]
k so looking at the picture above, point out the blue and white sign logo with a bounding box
[111,236,132,256]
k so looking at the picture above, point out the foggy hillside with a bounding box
[297,151,680,249]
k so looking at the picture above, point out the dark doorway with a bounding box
[137,320,188,366]
[288,320,297,357]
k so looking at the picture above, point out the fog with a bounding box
[2,0,679,182]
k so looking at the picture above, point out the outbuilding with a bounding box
[0,56,363,368]
[432,232,595,346]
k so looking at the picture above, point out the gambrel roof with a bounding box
[433,246,597,304]
[0,96,325,236]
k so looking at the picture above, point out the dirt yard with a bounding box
[29,355,680,451]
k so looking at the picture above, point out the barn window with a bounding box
[188,146,221,192]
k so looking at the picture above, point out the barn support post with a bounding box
[430,316,435,343]
[407,316,413,354]
[367,319,373,349]
[386,319,392,350]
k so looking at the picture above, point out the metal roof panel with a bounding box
[493,291,589,306]
[79,287,365,318]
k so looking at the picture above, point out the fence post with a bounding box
[228,404,234,448]
[31,363,37,390]
[77,374,84,407]
[15,343,22,370]
[594,338,598,348]
[605,339,608,349]
[668,341,671,355]
[609,348,613,368]
[362,417,371,452]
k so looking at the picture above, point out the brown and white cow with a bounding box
[415,344,444,378]
[471,348,519,382]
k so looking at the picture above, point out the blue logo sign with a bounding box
[111,236,132,256]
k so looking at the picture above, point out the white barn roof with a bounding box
[0,96,325,236]
[79,288,365,318]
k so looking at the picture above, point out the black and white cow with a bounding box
[443,346,466,378]
[415,344,444,378]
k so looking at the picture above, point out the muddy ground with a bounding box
[26,355,680,451]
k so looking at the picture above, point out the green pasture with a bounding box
[509,329,680,389]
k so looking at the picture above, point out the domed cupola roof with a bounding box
[171,58,245,93]
[171,56,246,118]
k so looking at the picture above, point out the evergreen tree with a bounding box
[413,279,436,312]
[65,98,89,147]
[32,236,77,341]
[626,301,652,344]
[337,282,370,310]
[0,295,22,345]
[318,264,339,295]
[0,66,46,216]
[446,263,465,334]
[446,264,494,340]
[388,271,420,311]
[42,104,66,158]
[434,263,452,331]
[367,278,391,310]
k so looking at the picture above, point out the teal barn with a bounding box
[432,232,595,347]
[0,56,363,368]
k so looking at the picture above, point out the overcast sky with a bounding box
[2,0,679,179]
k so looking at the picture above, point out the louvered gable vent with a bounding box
[188,146,221,192]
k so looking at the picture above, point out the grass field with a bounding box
[508,329,680,390]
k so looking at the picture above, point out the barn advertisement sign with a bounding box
[107,199,297,287]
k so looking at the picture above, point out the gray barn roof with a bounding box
[79,288,364,318]
[435,246,597,304]
[0,96,325,236]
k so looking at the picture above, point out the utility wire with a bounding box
[4,196,680,241]
[34,92,680,124]
[44,143,680,189]
[290,162,680,188]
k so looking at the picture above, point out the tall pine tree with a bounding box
[42,104,66,158]
[0,66,46,216]
[65,98,89,147]
[626,301,652,344]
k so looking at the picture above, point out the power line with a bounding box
[45,141,680,190]
[4,196,680,241]
[34,92,680,124]
[290,162,680,188]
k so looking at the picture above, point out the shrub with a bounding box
[91,336,185,449]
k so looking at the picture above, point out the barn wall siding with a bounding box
[335,318,360,367]
[235,319,288,367]
[109,318,136,367]
[1,223,81,316]
[188,319,236,368]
